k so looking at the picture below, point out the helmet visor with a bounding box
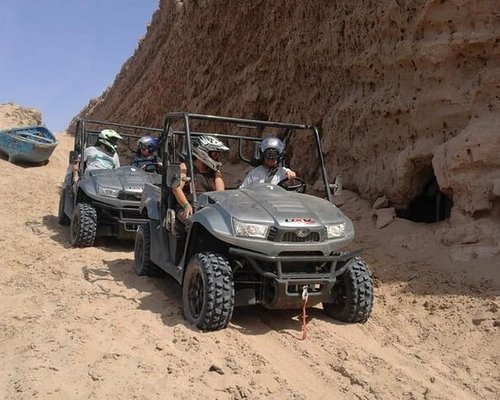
[263,148,280,160]
[139,142,154,152]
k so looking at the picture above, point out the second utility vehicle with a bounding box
[58,119,162,247]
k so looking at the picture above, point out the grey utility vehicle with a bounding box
[135,112,374,331]
[58,119,162,247]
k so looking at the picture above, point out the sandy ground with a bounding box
[0,133,499,400]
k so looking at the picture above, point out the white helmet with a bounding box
[192,135,229,171]
[98,129,122,153]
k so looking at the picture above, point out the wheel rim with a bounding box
[188,271,204,319]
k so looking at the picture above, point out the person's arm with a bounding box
[72,154,81,183]
[114,152,120,168]
[172,162,193,219]
[214,170,225,191]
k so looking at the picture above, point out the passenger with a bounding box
[239,137,296,188]
[130,136,162,170]
[73,129,122,182]
[173,135,229,221]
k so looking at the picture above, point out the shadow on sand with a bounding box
[42,214,138,252]
[97,258,337,336]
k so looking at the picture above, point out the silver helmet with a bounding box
[137,135,159,153]
[192,135,229,171]
[260,137,284,160]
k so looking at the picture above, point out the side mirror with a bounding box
[69,150,79,164]
[165,164,181,189]
[329,175,343,196]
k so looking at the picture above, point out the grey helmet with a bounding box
[192,135,229,171]
[98,129,123,154]
[260,137,284,160]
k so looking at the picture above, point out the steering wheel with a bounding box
[143,163,159,173]
[277,176,306,193]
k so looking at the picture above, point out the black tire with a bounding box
[323,257,374,323]
[58,189,70,225]
[69,203,97,247]
[134,224,165,277]
[182,252,234,331]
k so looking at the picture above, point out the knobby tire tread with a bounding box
[134,224,164,277]
[184,252,234,331]
[323,257,374,323]
[71,203,97,247]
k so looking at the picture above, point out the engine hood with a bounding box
[85,166,161,199]
[201,184,348,227]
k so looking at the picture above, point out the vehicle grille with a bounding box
[122,209,142,219]
[267,227,326,242]
[118,192,141,201]
[282,231,320,242]
[267,226,278,241]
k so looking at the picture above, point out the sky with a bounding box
[0,0,159,132]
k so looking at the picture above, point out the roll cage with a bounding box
[72,118,163,173]
[159,112,333,210]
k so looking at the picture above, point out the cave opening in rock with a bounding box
[396,173,453,223]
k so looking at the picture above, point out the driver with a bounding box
[173,135,229,221]
[73,129,122,182]
[130,135,162,170]
[239,137,296,188]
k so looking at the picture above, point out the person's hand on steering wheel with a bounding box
[285,168,296,181]
[277,175,306,193]
[142,162,160,173]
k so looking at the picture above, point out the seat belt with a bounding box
[265,167,279,183]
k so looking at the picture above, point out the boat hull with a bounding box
[0,126,58,164]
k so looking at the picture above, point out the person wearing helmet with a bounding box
[239,137,296,188]
[173,135,229,221]
[73,129,122,181]
[130,135,161,170]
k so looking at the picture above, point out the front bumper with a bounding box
[91,200,147,238]
[228,247,362,309]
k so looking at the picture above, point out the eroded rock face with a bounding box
[0,103,42,130]
[73,0,500,220]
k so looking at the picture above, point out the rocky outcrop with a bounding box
[0,103,42,130]
[73,0,500,224]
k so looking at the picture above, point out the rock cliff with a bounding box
[73,0,500,253]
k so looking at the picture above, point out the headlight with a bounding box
[97,185,120,198]
[326,222,346,239]
[233,218,269,238]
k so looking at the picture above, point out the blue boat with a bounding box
[0,126,58,164]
